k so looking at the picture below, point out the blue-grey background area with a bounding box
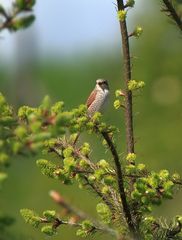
[0,0,182,239]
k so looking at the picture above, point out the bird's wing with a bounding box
[86,90,97,108]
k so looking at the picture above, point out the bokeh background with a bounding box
[0,0,182,239]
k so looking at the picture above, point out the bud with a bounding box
[115,89,125,97]
[126,0,135,7]
[128,80,145,91]
[41,225,56,236]
[117,10,127,21]
[20,209,41,228]
[133,26,143,38]
[43,210,56,221]
[96,203,111,224]
[114,100,121,110]
[126,153,136,162]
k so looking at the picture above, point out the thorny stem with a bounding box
[117,0,135,154]
[162,0,182,31]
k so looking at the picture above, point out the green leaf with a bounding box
[15,0,36,10]
[9,15,35,32]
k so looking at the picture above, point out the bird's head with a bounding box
[96,79,109,91]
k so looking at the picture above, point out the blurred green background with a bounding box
[0,0,182,239]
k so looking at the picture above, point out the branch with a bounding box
[117,0,135,154]
[49,190,119,238]
[162,0,182,31]
[101,131,136,235]
[49,140,116,211]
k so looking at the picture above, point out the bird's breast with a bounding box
[88,89,109,115]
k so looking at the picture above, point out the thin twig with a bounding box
[49,190,89,220]
[49,190,119,238]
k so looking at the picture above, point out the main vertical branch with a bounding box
[117,0,135,154]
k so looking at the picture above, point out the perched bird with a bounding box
[73,79,109,144]
[86,79,109,116]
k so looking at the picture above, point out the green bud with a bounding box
[126,164,137,175]
[92,112,101,122]
[104,175,115,186]
[115,89,125,97]
[126,0,135,7]
[159,170,169,180]
[96,203,111,224]
[114,100,121,110]
[79,159,89,168]
[86,121,94,130]
[20,209,41,228]
[63,157,76,171]
[128,80,145,91]
[43,210,56,221]
[63,146,74,158]
[18,106,37,119]
[133,26,143,38]
[76,229,87,237]
[51,101,64,114]
[41,225,57,236]
[126,153,136,162]
[172,173,181,182]
[101,185,110,194]
[78,104,87,114]
[98,122,107,132]
[137,163,146,171]
[80,142,91,156]
[94,169,105,181]
[163,180,174,199]
[97,159,109,169]
[88,175,96,183]
[118,10,127,21]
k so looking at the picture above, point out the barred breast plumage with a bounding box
[87,88,109,116]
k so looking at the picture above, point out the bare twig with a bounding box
[49,190,119,238]
[49,190,89,220]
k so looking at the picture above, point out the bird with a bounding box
[73,79,109,145]
[86,79,110,116]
